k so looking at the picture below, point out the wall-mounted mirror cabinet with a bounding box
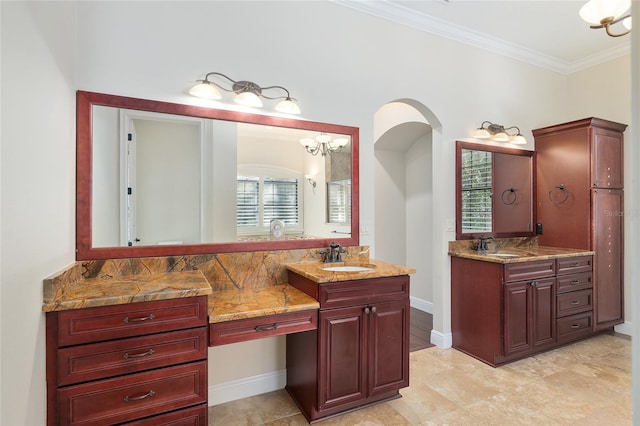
[77,91,359,260]
[455,141,535,240]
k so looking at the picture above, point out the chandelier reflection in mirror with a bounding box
[300,133,349,156]
[579,0,631,37]
[189,72,301,114]
[473,121,527,145]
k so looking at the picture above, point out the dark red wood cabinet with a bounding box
[452,256,593,366]
[286,274,410,422]
[46,296,209,425]
[534,117,626,331]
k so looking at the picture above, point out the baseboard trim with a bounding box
[209,369,286,406]
[410,296,432,314]
[430,329,452,349]
[614,321,632,336]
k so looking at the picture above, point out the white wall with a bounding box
[1,2,77,425]
[1,1,634,423]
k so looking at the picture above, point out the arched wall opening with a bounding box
[373,100,450,347]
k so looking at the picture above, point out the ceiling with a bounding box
[334,0,631,74]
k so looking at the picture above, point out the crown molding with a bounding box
[332,0,630,75]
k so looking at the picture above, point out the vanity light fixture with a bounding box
[300,133,349,156]
[580,0,631,37]
[473,121,527,145]
[189,72,301,114]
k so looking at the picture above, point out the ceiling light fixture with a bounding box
[189,72,301,114]
[300,133,349,156]
[473,121,527,145]
[579,0,631,37]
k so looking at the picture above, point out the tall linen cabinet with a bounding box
[533,117,627,332]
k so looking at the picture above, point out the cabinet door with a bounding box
[504,282,531,356]
[592,189,624,330]
[318,306,367,411]
[368,300,409,397]
[592,128,623,188]
[530,278,556,349]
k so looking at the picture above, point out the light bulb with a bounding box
[189,82,222,100]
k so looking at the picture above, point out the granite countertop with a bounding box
[448,246,594,264]
[286,259,416,283]
[42,270,213,312]
[208,285,319,323]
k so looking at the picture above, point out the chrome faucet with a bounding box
[476,236,495,252]
[320,241,346,263]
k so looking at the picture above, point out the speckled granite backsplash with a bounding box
[45,246,371,293]
[448,237,538,253]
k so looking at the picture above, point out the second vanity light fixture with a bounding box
[579,0,631,37]
[473,121,527,145]
[189,72,301,114]
[300,133,349,156]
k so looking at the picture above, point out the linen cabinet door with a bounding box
[592,189,624,330]
[318,306,367,411]
[368,299,409,397]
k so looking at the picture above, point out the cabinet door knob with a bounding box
[530,281,539,287]
[371,306,377,313]
[364,307,370,314]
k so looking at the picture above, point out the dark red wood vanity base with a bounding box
[286,273,410,422]
[451,255,610,367]
[46,296,209,425]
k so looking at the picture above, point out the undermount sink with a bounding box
[322,265,375,272]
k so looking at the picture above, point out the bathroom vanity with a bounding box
[449,243,594,366]
[285,261,415,423]
[43,272,212,425]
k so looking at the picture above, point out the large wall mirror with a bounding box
[455,141,535,240]
[77,91,359,260]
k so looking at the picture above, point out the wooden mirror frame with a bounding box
[455,140,536,240]
[76,91,359,260]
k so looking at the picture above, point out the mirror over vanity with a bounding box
[76,91,360,260]
[455,141,535,240]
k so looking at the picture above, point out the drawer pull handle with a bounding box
[571,324,581,329]
[123,390,155,402]
[571,301,580,305]
[570,280,581,285]
[570,262,579,267]
[123,349,155,359]
[255,323,278,332]
[123,313,155,324]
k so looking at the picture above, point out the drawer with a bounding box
[556,289,592,318]
[57,361,207,425]
[503,260,555,283]
[57,327,207,385]
[125,404,207,425]
[556,256,592,275]
[56,296,208,346]
[557,312,592,344]
[318,276,409,309]
[209,310,318,346]
[557,272,592,294]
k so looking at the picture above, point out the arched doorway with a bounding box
[373,100,451,348]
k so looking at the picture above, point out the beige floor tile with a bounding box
[209,334,631,426]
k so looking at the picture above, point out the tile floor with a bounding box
[208,333,631,425]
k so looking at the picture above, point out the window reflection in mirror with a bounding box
[456,141,535,240]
